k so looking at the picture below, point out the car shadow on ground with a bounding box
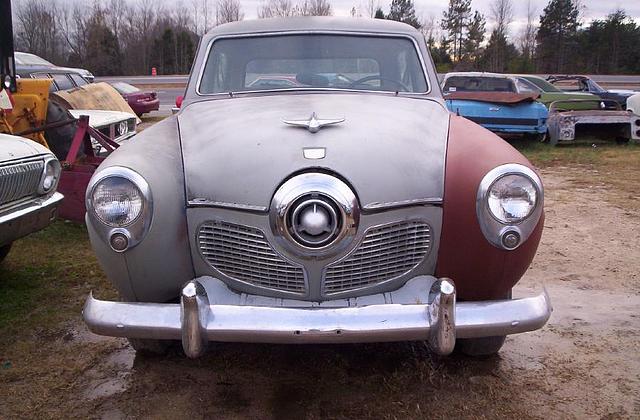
[92,338,514,418]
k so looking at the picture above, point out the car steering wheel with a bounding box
[348,75,410,92]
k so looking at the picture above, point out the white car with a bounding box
[0,133,63,263]
[627,93,640,116]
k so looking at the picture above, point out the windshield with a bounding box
[15,52,54,66]
[443,76,516,93]
[199,34,428,94]
[522,76,561,93]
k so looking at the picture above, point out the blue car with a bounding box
[442,72,548,140]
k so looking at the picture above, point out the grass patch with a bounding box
[0,221,112,338]
[512,138,640,168]
[511,139,640,212]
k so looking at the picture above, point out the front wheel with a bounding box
[0,243,12,264]
[127,338,173,356]
[455,335,506,357]
[524,132,548,143]
[454,290,511,357]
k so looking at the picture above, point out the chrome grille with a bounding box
[198,221,306,294]
[324,221,431,294]
[0,159,44,207]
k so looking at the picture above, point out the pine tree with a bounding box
[536,0,580,73]
[461,11,486,68]
[386,0,420,29]
[441,0,471,63]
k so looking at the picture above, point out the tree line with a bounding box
[12,0,640,76]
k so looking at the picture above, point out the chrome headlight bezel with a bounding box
[38,155,61,195]
[476,164,543,250]
[86,166,153,252]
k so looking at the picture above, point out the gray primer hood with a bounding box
[179,94,449,211]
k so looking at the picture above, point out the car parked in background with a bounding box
[627,93,640,116]
[513,75,600,110]
[547,75,635,109]
[15,51,94,82]
[442,72,548,140]
[109,82,159,117]
[16,64,91,92]
[0,133,63,264]
[13,69,139,159]
[83,18,551,359]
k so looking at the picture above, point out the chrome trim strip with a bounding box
[188,199,268,212]
[363,197,443,210]
[195,31,431,98]
[83,278,552,353]
[0,192,63,224]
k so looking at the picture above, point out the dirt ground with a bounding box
[1,164,639,419]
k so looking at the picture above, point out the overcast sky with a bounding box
[235,0,640,33]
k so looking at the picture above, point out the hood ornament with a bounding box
[283,112,345,133]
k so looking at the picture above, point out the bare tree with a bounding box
[518,0,537,63]
[366,0,379,18]
[216,0,244,24]
[489,0,513,36]
[300,0,332,16]
[419,14,438,41]
[257,0,296,18]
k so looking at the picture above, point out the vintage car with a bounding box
[442,72,548,140]
[83,18,552,358]
[109,82,160,117]
[0,133,63,264]
[513,75,600,110]
[547,75,635,109]
[15,51,94,83]
[546,98,640,145]
[627,93,640,116]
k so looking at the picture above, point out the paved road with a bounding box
[97,74,640,89]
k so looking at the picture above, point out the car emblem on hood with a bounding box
[283,112,345,133]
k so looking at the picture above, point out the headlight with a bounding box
[487,174,538,223]
[86,167,153,252]
[91,177,143,226]
[117,121,128,136]
[39,157,61,194]
[477,164,543,250]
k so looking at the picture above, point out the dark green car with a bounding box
[514,75,601,110]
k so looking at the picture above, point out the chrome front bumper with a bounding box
[0,192,64,247]
[83,275,552,358]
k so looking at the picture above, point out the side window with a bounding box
[515,78,539,93]
[69,73,88,87]
[52,74,74,91]
[31,73,57,92]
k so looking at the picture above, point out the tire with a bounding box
[0,243,12,264]
[45,101,78,160]
[455,335,506,357]
[127,338,173,356]
[455,290,512,357]
[524,132,548,143]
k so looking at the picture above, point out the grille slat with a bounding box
[0,159,44,207]
[324,221,431,295]
[198,221,306,294]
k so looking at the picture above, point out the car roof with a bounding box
[443,72,512,80]
[205,16,421,37]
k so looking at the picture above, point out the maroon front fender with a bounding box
[436,116,544,301]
